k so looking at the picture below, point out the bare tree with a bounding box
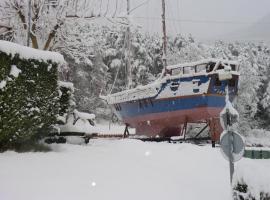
[0,0,96,50]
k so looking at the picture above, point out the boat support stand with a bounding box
[123,124,130,138]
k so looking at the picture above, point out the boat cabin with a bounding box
[167,59,239,77]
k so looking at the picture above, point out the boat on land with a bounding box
[102,0,239,142]
[103,59,239,141]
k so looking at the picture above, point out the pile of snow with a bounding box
[0,40,65,64]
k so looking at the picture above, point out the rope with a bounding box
[109,28,129,94]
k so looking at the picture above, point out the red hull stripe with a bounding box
[123,107,222,125]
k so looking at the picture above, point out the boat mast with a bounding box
[161,0,167,69]
[126,0,132,89]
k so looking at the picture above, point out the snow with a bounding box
[9,65,21,78]
[74,109,95,120]
[94,122,135,135]
[58,81,75,93]
[0,40,65,64]
[104,48,117,57]
[220,88,239,130]
[47,64,52,71]
[110,59,122,68]
[245,129,270,147]
[102,81,160,104]
[0,80,7,89]
[0,65,22,90]
[234,158,270,198]
[58,116,135,135]
[58,115,96,135]
[59,119,135,135]
[0,141,269,200]
[166,59,238,71]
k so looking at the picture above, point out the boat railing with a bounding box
[167,59,239,78]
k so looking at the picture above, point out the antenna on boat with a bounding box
[126,0,132,89]
[161,0,168,69]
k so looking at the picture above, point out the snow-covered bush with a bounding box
[244,129,270,147]
[234,182,270,200]
[0,41,70,151]
[233,149,270,200]
[57,81,76,124]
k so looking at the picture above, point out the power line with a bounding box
[132,16,270,25]
[167,0,179,35]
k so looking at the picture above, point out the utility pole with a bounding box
[161,0,167,68]
[27,0,31,47]
[126,0,132,89]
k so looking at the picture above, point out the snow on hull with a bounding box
[103,59,239,104]
[0,40,65,64]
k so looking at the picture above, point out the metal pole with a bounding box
[226,83,234,184]
[161,0,167,68]
[126,0,132,89]
[27,0,31,47]
[229,131,234,184]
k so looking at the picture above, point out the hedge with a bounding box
[0,47,71,151]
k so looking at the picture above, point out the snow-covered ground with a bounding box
[0,140,269,200]
[58,120,135,135]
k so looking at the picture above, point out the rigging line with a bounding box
[176,0,182,34]
[167,0,178,36]
[104,0,110,16]
[240,74,266,77]
[146,0,150,33]
[129,0,151,14]
[109,30,129,94]
[99,0,103,16]
[132,16,270,25]
[120,0,123,15]
[113,0,118,17]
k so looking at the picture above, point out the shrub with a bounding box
[0,41,70,151]
[234,182,270,200]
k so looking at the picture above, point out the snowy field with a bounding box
[0,139,269,200]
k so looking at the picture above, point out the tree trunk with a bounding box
[31,34,39,49]
[43,22,63,50]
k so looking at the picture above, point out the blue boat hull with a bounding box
[111,74,238,140]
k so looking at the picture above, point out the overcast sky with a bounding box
[107,0,270,41]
